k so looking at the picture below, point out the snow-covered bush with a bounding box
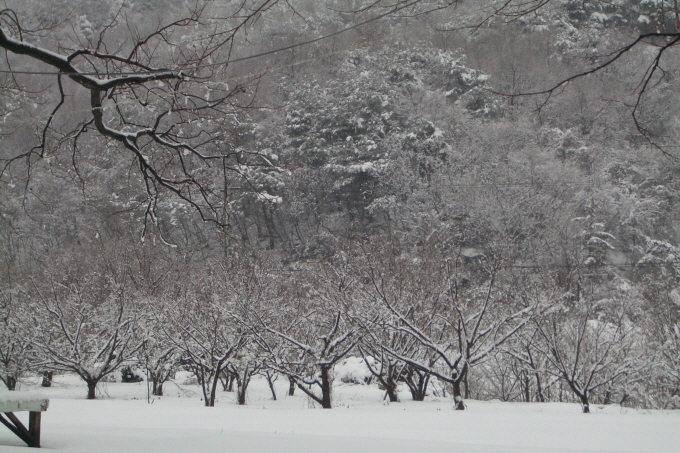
[335,356,374,385]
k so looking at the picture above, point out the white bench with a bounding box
[0,391,49,448]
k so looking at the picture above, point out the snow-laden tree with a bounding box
[162,290,245,407]
[356,325,415,402]
[358,236,548,410]
[532,280,647,413]
[224,344,264,406]
[22,270,142,399]
[137,300,182,397]
[0,0,296,226]
[634,238,680,408]
[250,264,359,409]
[0,289,34,390]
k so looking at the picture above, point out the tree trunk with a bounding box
[86,379,98,400]
[403,367,429,401]
[236,374,249,406]
[207,370,221,407]
[152,379,164,396]
[266,373,277,401]
[320,366,332,409]
[452,379,465,410]
[407,382,426,401]
[219,370,234,392]
[523,374,531,402]
[385,380,399,402]
[463,372,470,399]
[535,373,545,402]
[237,381,248,405]
[382,363,399,402]
[288,376,296,396]
[41,371,53,388]
[3,375,17,391]
[580,394,590,413]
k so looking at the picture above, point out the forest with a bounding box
[0,0,679,414]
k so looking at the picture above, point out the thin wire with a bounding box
[0,2,450,128]
[0,0,427,77]
[267,261,680,273]
[512,261,679,269]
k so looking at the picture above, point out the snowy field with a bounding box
[1,374,678,453]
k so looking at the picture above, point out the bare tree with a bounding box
[225,347,264,406]
[250,266,360,409]
[23,270,142,399]
[362,246,544,410]
[533,290,647,413]
[0,290,33,390]
[137,303,182,397]
[162,291,245,407]
[357,332,409,403]
[0,1,288,228]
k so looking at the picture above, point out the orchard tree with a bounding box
[23,269,142,399]
[360,239,546,410]
[137,303,182,397]
[0,290,34,390]
[162,290,246,407]
[533,282,647,413]
[252,265,360,409]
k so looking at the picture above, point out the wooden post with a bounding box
[28,412,41,448]
[0,412,42,447]
[0,391,48,448]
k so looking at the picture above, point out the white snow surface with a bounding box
[1,374,678,453]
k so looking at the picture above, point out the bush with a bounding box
[120,366,143,383]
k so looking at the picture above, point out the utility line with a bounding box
[0,0,427,77]
[0,1,446,127]
[511,261,679,269]
[268,260,680,272]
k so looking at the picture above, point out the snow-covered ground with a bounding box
[1,374,678,453]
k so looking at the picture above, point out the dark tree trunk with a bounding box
[207,369,221,407]
[152,379,164,396]
[402,366,429,401]
[219,370,235,392]
[266,373,277,401]
[219,373,228,391]
[452,379,465,410]
[288,376,296,396]
[564,377,590,413]
[237,382,248,405]
[2,375,17,391]
[535,373,545,402]
[86,380,98,400]
[41,371,53,388]
[236,374,250,406]
[463,372,470,399]
[381,363,399,402]
[523,374,531,402]
[407,383,426,401]
[320,366,332,409]
[385,379,399,403]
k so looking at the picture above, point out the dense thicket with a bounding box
[1,1,679,411]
